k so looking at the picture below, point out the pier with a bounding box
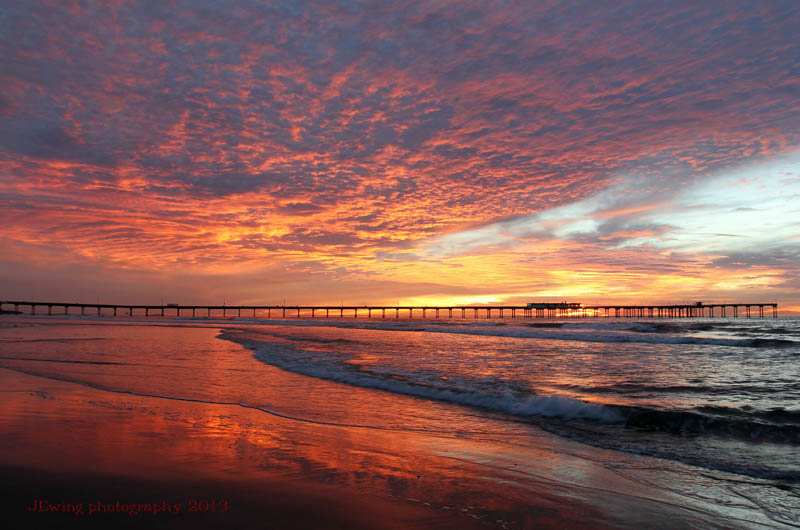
[0,300,779,319]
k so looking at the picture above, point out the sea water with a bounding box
[1,315,798,526]
[221,317,800,484]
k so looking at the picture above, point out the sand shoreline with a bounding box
[0,320,785,529]
[4,463,499,530]
[0,367,612,529]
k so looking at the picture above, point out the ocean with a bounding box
[1,315,798,528]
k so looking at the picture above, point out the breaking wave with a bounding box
[224,331,624,423]
[222,330,800,447]
[226,318,800,348]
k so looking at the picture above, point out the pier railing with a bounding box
[0,301,779,319]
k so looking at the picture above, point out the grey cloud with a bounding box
[712,246,800,270]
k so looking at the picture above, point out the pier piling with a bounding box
[1,301,779,320]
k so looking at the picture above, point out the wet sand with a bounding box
[0,369,608,529]
[4,464,460,530]
[0,319,780,529]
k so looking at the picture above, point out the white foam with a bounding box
[225,318,800,348]
[225,332,624,424]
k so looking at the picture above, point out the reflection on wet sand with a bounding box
[0,369,606,529]
[0,321,780,529]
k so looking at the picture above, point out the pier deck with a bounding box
[0,301,779,319]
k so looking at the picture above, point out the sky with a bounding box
[1,1,799,310]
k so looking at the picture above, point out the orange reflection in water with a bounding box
[0,366,569,526]
[0,321,761,528]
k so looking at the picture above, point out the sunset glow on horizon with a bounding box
[1,1,799,309]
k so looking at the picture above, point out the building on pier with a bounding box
[526,302,582,310]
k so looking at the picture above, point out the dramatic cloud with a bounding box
[0,1,798,306]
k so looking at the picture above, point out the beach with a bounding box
[1,317,797,529]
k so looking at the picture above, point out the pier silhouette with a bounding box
[0,300,779,319]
